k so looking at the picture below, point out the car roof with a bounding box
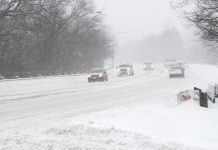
[166,59,176,61]
[170,66,182,69]
[91,68,105,71]
[119,64,131,66]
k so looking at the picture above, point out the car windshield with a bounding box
[177,63,183,66]
[170,67,181,70]
[119,64,130,68]
[144,62,152,64]
[91,69,104,73]
[166,59,176,62]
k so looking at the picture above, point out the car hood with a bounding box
[118,67,129,70]
[89,73,103,75]
[169,69,182,72]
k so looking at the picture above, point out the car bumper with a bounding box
[143,67,153,70]
[118,71,130,76]
[169,73,184,76]
[88,77,104,81]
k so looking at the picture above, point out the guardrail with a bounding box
[0,71,84,80]
[0,67,113,80]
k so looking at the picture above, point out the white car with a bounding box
[116,64,134,77]
[176,62,185,68]
[164,59,177,68]
[142,61,154,71]
[169,66,185,78]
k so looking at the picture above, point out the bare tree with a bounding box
[0,0,114,77]
[172,0,218,47]
[0,0,24,20]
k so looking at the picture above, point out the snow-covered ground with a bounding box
[0,63,218,150]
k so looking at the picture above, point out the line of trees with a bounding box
[0,0,113,78]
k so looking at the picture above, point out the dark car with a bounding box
[88,69,108,82]
[0,73,4,80]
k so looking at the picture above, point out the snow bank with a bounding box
[60,96,218,150]
[0,122,207,150]
[1,97,216,150]
[1,64,218,150]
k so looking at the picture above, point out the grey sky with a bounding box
[95,0,185,38]
[95,0,203,63]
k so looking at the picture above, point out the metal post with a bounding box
[112,54,114,68]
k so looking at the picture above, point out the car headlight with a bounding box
[88,74,91,77]
[99,74,103,77]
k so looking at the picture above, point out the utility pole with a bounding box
[112,32,128,68]
[112,53,114,68]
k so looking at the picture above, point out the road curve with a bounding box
[0,64,213,129]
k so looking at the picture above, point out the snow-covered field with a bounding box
[0,63,218,150]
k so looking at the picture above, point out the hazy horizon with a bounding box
[95,0,207,64]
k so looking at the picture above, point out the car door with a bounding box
[103,70,107,79]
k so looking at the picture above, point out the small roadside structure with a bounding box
[177,88,211,108]
[207,84,218,103]
[177,84,218,108]
[177,90,197,104]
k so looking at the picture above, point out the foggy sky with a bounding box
[95,0,206,64]
[96,0,184,36]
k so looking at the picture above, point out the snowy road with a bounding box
[0,65,166,125]
[0,64,218,150]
